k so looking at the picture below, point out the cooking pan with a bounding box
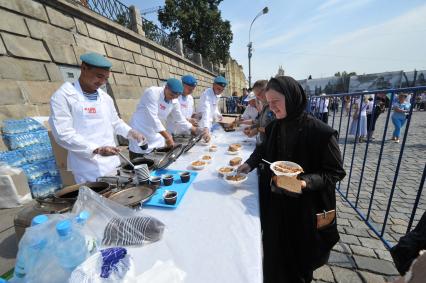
[121,157,155,174]
[54,181,111,202]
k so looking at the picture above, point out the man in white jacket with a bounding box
[168,75,198,135]
[129,78,198,158]
[197,76,227,141]
[49,52,144,183]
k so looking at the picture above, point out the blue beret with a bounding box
[80,52,112,69]
[214,76,227,86]
[166,78,183,94]
[182,75,197,87]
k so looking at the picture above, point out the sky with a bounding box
[122,0,426,82]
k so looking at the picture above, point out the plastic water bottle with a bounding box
[13,215,49,281]
[75,211,90,226]
[55,219,88,271]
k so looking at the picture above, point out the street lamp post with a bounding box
[248,6,268,88]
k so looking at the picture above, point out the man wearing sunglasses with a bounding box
[129,78,197,158]
[197,76,228,142]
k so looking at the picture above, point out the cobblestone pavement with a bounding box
[313,109,425,283]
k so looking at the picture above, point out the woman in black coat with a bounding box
[238,76,346,282]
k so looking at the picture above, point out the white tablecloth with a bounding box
[128,128,262,283]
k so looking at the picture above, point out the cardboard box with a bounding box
[44,122,68,169]
[59,169,76,186]
[8,171,31,197]
[0,170,31,208]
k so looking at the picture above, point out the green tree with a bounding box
[158,0,233,64]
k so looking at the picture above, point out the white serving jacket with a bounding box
[241,105,259,120]
[197,88,222,129]
[48,81,131,183]
[129,86,192,153]
[168,94,195,135]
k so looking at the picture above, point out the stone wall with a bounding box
[0,0,218,150]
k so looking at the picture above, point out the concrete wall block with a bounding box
[0,104,38,121]
[45,40,77,65]
[139,77,158,88]
[86,24,119,46]
[0,57,49,81]
[152,61,161,69]
[117,36,141,54]
[124,62,146,76]
[36,104,50,116]
[0,80,25,105]
[113,73,140,86]
[2,33,51,61]
[115,99,139,120]
[0,37,5,54]
[110,85,142,100]
[157,68,170,80]
[176,68,184,76]
[104,44,133,62]
[86,23,107,42]
[108,58,125,73]
[155,52,164,62]
[171,59,179,67]
[18,81,62,104]
[26,18,75,45]
[46,6,75,30]
[145,67,158,79]
[169,65,177,74]
[0,0,48,22]
[141,46,156,59]
[74,18,88,36]
[74,34,105,55]
[163,55,171,65]
[105,31,118,46]
[133,54,153,67]
[44,62,64,82]
[0,10,29,36]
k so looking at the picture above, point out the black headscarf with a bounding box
[266,76,307,122]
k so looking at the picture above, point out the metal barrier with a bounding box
[71,0,132,28]
[141,17,178,53]
[307,87,426,249]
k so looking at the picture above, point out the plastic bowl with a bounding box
[191,160,207,170]
[217,166,235,177]
[226,150,239,155]
[209,145,218,152]
[162,174,174,186]
[200,154,213,163]
[223,173,248,186]
[270,161,303,177]
[180,171,191,183]
[163,190,177,205]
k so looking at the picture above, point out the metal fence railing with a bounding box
[307,86,426,249]
[72,0,132,28]
[141,17,178,53]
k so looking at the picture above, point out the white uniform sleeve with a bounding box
[49,92,98,158]
[188,96,194,118]
[143,89,166,133]
[241,107,250,120]
[106,95,131,137]
[170,101,192,131]
[199,91,211,129]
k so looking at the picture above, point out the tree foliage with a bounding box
[158,0,233,64]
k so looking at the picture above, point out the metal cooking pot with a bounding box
[121,157,155,174]
[54,181,111,201]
